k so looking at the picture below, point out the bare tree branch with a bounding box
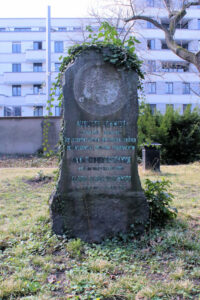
[164,32,198,68]
[163,0,172,14]
[129,0,134,15]
[90,0,200,72]
[183,1,200,8]
[168,1,200,35]
[125,15,168,33]
[125,0,200,72]
[169,10,187,35]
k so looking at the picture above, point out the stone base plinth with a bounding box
[50,191,149,243]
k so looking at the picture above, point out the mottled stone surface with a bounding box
[50,48,149,242]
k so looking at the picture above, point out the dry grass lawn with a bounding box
[0,157,200,299]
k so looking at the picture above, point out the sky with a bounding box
[0,0,99,18]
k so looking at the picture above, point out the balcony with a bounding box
[146,94,200,104]
[0,94,47,106]
[24,93,46,105]
[0,95,25,106]
[0,94,6,105]
[3,72,45,84]
[146,72,199,82]
[0,53,25,63]
[26,50,46,62]
[139,49,181,61]
[141,29,200,41]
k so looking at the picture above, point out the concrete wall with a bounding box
[0,116,61,155]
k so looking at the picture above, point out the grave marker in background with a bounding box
[50,48,149,242]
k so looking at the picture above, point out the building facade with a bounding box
[0,3,199,117]
[0,18,95,117]
[135,0,200,113]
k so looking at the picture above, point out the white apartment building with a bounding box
[0,18,97,117]
[0,2,199,117]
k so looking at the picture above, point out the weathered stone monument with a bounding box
[50,48,149,242]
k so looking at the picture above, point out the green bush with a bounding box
[66,238,84,258]
[138,104,200,164]
[144,178,177,227]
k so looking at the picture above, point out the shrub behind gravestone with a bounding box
[144,178,177,227]
[138,105,200,164]
[160,106,200,164]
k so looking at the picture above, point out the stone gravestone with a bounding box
[50,48,149,242]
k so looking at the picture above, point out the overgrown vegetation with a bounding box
[145,178,177,227]
[138,103,200,164]
[0,163,200,299]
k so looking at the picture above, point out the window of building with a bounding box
[176,22,188,29]
[147,21,155,29]
[14,27,31,32]
[66,26,73,31]
[150,104,156,114]
[4,106,21,116]
[54,41,63,53]
[147,39,156,50]
[12,63,21,72]
[162,20,187,30]
[55,106,61,116]
[39,27,46,32]
[12,42,21,53]
[147,82,156,94]
[73,26,81,31]
[162,62,189,72]
[34,106,43,116]
[165,82,173,94]
[147,60,156,72]
[33,41,42,50]
[55,63,61,72]
[90,26,99,32]
[12,85,21,96]
[161,42,169,49]
[183,82,190,94]
[33,84,42,94]
[33,63,42,72]
[198,19,200,29]
[176,42,188,50]
[58,27,66,31]
[161,21,169,30]
[147,0,154,7]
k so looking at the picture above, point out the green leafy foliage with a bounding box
[144,178,177,227]
[138,103,200,164]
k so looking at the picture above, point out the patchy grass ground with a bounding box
[0,160,200,299]
[0,155,57,168]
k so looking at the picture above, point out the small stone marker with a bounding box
[142,143,161,172]
[50,48,149,242]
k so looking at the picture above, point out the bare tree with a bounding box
[88,0,138,44]
[125,0,200,72]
